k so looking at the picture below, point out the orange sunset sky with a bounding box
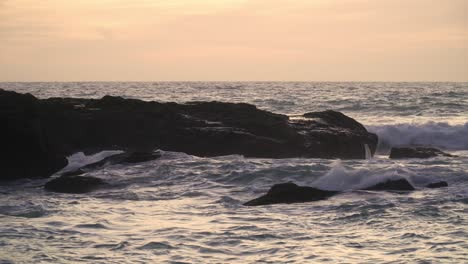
[0,0,467,81]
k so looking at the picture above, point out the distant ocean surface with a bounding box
[1,82,467,263]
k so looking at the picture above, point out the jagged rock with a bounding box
[1,89,378,180]
[243,182,338,206]
[291,110,378,159]
[44,176,106,194]
[426,181,448,188]
[0,90,68,180]
[364,178,415,191]
[389,147,454,159]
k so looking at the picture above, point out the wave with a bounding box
[57,150,124,174]
[0,202,49,218]
[311,160,413,191]
[367,122,468,152]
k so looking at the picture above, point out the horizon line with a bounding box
[1,80,467,83]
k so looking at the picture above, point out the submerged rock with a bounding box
[245,178,418,206]
[44,176,106,194]
[117,151,162,164]
[1,89,377,180]
[364,178,415,191]
[426,181,448,189]
[243,182,338,206]
[389,147,454,159]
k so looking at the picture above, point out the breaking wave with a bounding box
[367,122,468,152]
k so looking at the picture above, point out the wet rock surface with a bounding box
[389,147,454,159]
[1,89,377,180]
[364,178,415,191]
[243,182,338,206]
[245,178,418,206]
[44,176,106,194]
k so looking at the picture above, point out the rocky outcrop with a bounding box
[290,110,378,159]
[1,89,377,180]
[0,90,68,180]
[245,178,417,206]
[426,181,448,188]
[389,147,454,159]
[44,176,106,194]
[243,182,338,206]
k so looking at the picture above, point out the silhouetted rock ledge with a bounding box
[389,147,454,159]
[45,176,106,194]
[245,178,416,206]
[1,89,377,180]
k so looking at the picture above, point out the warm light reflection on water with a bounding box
[1,151,467,263]
[0,82,467,263]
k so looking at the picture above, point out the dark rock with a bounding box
[0,89,68,180]
[303,110,368,132]
[364,178,415,191]
[389,147,454,159]
[44,176,106,194]
[244,178,420,206]
[118,151,162,164]
[426,181,448,188]
[1,89,378,180]
[243,182,338,206]
[291,110,378,159]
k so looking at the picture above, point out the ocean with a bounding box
[1,82,467,263]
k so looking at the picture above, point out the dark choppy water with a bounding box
[1,82,467,263]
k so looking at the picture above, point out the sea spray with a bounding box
[312,160,355,191]
[364,144,372,159]
[367,122,468,152]
[57,150,124,174]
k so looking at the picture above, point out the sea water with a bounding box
[0,82,467,263]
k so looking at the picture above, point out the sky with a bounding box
[0,0,467,81]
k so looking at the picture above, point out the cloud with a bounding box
[0,0,467,81]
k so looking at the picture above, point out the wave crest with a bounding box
[367,122,468,152]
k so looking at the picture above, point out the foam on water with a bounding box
[368,122,468,152]
[58,150,124,174]
[0,151,467,263]
[311,159,418,191]
[0,82,467,263]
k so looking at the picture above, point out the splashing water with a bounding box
[0,82,467,263]
[364,144,372,160]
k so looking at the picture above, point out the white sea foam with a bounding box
[57,150,124,174]
[311,159,420,191]
[367,122,468,152]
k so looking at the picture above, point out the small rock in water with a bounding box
[243,182,338,206]
[426,181,448,189]
[389,147,454,159]
[364,178,415,191]
[45,176,106,194]
[119,151,162,164]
